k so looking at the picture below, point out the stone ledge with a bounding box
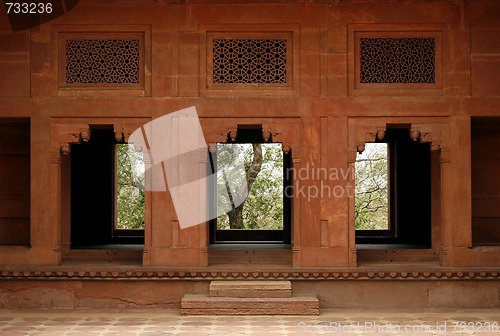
[0,268,499,281]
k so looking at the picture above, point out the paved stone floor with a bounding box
[0,308,499,335]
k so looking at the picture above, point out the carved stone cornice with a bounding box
[349,119,450,160]
[201,119,300,157]
[53,126,90,156]
[0,268,498,281]
[51,118,151,157]
[410,123,446,152]
[348,121,385,162]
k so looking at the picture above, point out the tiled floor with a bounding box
[0,308,499,335]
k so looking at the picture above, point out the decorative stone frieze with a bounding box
[348,118,449,157]
[0,268,498,281]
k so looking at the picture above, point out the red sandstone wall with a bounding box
[0,280,498,309]
[0,0,498,269]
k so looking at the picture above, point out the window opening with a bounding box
[472,117,500,246]
[114,144,145,235]
[216,143,284,231]
[71,128,144,248]
[359,37,436,84]
[0,119,30,246]
[212,39,287,84]
[355,128,431,247]
[65,39,140,85]
[355,143,389,230]
[59,32,145,90]
[210,126,291,244]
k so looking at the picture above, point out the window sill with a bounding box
[209,243,291,250]
[356,244,432,250]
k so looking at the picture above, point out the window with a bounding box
[209,126,291,244]
[472,117,500,246]
[355,143,390,234]
[351,29,443,95]
[359,37,436,84]
[114,143,145,237]
[206,32,293,92]
[71,128,144,247]
[212,39,287,85]
[59,33,145,89]
[355,127,431,247]
[0,119,30,246]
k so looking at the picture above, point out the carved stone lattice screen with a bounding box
[359,37,436,84]
[212,39,287,84]
[64,38,141,85]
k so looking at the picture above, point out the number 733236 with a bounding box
[5,2,53,14]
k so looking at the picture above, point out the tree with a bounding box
[217,143,284,230]
[116,144,145,229]
[355,143,389,230]
[224,143,262,229]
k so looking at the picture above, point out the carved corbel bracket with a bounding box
[57,127,90,156]
[114,120,150,146]
[283,144,292,154]
[262,129,271,142]
[228,128,237,142]
[60,144,71,156]
[356,143,365,154]
[410,124,443,152]
[80,129,90,142]
[354,126,386,154]
[201,121,300,159]
[113,124,128,144]
[53,119,150,158]
[262,124,299,154]
[350,119,449,164]
[200,122,238,144]
[114,129,125,143]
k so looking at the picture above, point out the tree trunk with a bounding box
[227,143,263,229]
[227,203,245,229]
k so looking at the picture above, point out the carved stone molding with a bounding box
[54,125,90,155]
[201,119,300,157]
[410,123,449,153]
[356,128,387,154]
[347,121,385,162]
[52,118,151,157]
[348,119,449,161]
[0,268,498,281]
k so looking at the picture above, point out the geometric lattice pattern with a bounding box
[360,38,436,84]
[65,39,140,84]
[212,39,287,84]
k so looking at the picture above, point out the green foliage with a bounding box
[355,143,389,230]
[116,144,145,229]
[217,143,284,230]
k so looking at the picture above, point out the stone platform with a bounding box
[181,280,319,315]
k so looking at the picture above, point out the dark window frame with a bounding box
[209,126,292,244]
[355,127,432,246]
[112,143,145,238]
[71,127,144,248]
[355,141,396,239]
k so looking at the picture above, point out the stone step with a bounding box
[210,280,292,298]
[181,294,319,315]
